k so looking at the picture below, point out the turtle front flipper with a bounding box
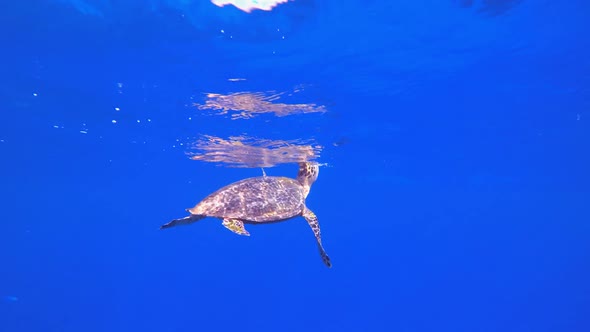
[302,207,332,268]
[222,218,250,236]
[160,214,204,230]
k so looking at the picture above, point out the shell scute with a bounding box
[189,176,305,222]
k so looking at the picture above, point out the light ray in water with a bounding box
[2,295,18,303]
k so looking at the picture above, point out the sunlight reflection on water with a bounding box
[187,135,321,168]
[211,0,291,13]
[194,89,326,120]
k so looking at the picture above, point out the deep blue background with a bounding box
[1,1,589,331]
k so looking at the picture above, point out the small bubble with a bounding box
[221,29,225,33]
[112,120,117,124]
[115,107,120,111]
[137,120,141,123]
[32,92,38,97]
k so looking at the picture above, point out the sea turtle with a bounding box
[160,162,332,267]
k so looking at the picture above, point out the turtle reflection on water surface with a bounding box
[161,162,331,267]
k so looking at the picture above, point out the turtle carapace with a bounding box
[161,162,331,268]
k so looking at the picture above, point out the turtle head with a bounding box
[296,162,319,195]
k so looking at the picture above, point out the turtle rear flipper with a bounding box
[160,215,204,230]
[222,218,250,236]
[302,207,332,268]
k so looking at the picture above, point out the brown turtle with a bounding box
[160,162,331,267]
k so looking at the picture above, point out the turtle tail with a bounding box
[160,215,204,230]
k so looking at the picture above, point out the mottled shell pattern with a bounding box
[187,176,305,223]
[187,162,319,223]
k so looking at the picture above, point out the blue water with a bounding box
[1,1,589,331]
